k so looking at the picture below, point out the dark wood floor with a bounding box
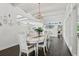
[0,37,72,56]
[47,37,72,56]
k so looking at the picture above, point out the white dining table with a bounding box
[27,35,45,56]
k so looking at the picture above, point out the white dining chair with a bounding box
[38,31,48,56]
[45,30,52,49]
[18,32,36,56]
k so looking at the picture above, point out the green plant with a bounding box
[35,27,43,36]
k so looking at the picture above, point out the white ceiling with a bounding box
[11,3,68,22]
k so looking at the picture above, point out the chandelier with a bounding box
[36,3,43,20]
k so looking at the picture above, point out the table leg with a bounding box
[36,43,38,56]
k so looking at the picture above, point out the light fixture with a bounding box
[36,3,43,20]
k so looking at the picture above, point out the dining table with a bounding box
[26,35,45,56]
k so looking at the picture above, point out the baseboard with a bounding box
[0,43,18,51]
[63,37,73,56]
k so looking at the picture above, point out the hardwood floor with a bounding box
[47,37,72,56]
[0,37,72,56]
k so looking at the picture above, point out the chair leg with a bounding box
[27,52,29,56]
[48,41,50,48]
[46,46,48,52]
[43,47,46,56]
[35,50,37,56]
[19,52,21,56]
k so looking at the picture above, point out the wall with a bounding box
[0,3,29,51]
[77,6,79,56]
[63,4,77,56]
[0,3,17,50]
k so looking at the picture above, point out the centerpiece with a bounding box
[34,27,43,37]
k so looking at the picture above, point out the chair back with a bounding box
[42,31,48,46]
[18,32,28,51]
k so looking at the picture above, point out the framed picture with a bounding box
[0,16,2,26]
[8,13,14,26]
[8,19,13,26]
[3,16,8,24]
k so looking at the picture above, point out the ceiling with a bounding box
[11,3,68,22]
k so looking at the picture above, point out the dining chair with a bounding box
[38,31,48,56]
[45,30,52,49]
[18,32,36,56]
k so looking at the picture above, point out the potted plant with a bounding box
[35,27,43,37]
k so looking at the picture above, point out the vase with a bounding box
[38,32,41,37]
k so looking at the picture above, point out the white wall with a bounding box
[0,3,29,51]
[63,4,77,56]
[77,6,79,56]
[0,4,18,50]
